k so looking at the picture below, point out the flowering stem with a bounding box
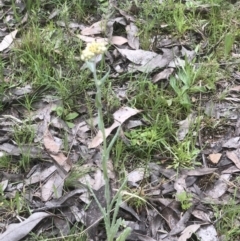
[92,65,111,208]
[82,42,130,240]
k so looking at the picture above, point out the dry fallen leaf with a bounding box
[152,68,174,83]
[76,34,108,44]
[43,130,60,154]
[3,84,33,103]
[120,202,140,221]
[117,48,174,73]
[178,224,201,241]
[89,106,141,148]
[117,48,157,65]
[126,120,143,129]
[24,165,57,186]
[78,174,97,189]
[226,151,240,169]
[54,216,70,236]
[127,168,146,185]
[161,206,180,230]
[126,22,139,49]
[206,173,231,199]
[223,137,240,148]
[45,188,87,209]
[187,168,217,176]
[105,17,127,38]
[81,21,104,35]
[111,36,128,45]
[168,204,196,236]
[48,8,60,20]
[0,212,51,241]
[43,130,71,172]
[224,97,240,102]
[222,166,240,174]
[41,172,64,201]
[0,143,49,159]
[0,29,18,52]
[208,153,222,164]
[174,175,187,194]
[192,210,212,223]
[181,46,196,61]
[70,206,86,224]
[176,113,196,141]
[76,34,128,46]
[136,234,158,241]
[0,180,8,191]
[86,186,107,239]
[196,225,218,241]
[114,6,136,22]
[229,85,240,92]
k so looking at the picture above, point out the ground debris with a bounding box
[1,1,240,240]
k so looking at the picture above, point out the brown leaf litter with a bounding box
[1,1,240,240]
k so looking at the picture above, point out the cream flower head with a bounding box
[81,41,107,61]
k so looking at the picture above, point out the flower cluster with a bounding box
[81,41,107,61]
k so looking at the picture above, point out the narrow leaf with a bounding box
[65,112,79,121]
[0,212,50,241]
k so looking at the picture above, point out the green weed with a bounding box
[224,32,235,58]
[13,122,35,171]
[13,122,35,145]
[173,4,190,35]
[213,198,240,241]
[64,163,93,189]
[0,155,22,177]
[168,140,200,169]
[52,105,79,128]
[170,62,206,111]
[176,191,193,210]
[123,190,147,213]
